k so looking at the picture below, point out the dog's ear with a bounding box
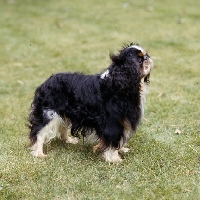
[102,58,141,95]
[109,52,124,65]
[109,50,131,65]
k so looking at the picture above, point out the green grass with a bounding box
[0,0,199,199]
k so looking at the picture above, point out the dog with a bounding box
[28,43,153,162]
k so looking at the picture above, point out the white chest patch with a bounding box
[100,69,109,79]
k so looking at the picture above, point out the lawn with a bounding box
[0,0,199,199]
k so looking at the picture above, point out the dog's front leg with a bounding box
[58,118,78,144]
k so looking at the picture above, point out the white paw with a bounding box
[110,155,122,162]
[102,154,122,162]
[30,144,37,151]
[119,147,130,153]
[31,150,47,158]
[102,149,122,162]
[66,136,78,144]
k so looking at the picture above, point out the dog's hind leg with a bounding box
[31,117,60,157]
[31,128,48,157]
[58,118,78,144]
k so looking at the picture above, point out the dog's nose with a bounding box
[144,55,149,60]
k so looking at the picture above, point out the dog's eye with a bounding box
[137,57,143,64]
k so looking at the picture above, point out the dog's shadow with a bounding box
[43,138,101,161]
[42,138,128,162]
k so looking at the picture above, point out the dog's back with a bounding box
[28,72,104,143]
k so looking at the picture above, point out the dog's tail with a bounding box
[28,88,50,144]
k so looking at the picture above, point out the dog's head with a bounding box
[109,43,153,83]
[101,43,153,94]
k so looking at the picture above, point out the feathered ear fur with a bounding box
[103,47,142,95]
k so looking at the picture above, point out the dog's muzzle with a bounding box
[142,55,153,81]
[144,55,153,70]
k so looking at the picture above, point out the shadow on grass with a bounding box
[42,137,101,162]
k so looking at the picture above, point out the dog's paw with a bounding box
[102,149,122,163]
[65,136,78,144]
[119,147,130,153]
[31,150,47,158]
[102,154,122,163]
[109,155,122,163]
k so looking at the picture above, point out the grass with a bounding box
[0,0,199,199]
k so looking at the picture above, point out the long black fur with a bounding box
[28,44,148,150]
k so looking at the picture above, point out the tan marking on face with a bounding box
[138,52,144,57]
